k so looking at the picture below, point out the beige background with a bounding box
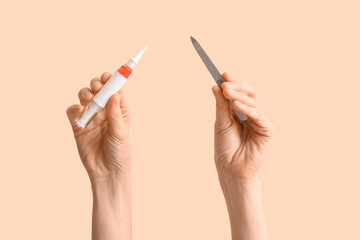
[0,0,359,239]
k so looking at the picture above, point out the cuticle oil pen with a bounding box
[75,44,148,129]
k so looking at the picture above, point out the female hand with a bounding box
[66,72,131,180]
[212,72,274,181]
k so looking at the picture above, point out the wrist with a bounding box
[217,170,261,198]
[90,173,132,240]
[218,168,259,186]
[91,173,131,199]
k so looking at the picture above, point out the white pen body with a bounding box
[75,71,128,128]
[93,71,128,108]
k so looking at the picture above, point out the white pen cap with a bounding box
[127,44,149,69]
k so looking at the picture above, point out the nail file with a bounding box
[190,36,248,121]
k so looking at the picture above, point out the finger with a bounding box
[233,97,274,138]
[246,117,274,138]
[101,72,112,84]
[222,72,235,81]
[222,72,257,99]
[90,77,103,94]
[232,100,261,122]
[78,87,94,106]
[66,104,85,127]
[106,93,124,133]
[212,85,231,125]
[222,87,257,107]
[118,89,130,121]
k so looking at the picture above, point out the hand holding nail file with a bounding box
[75,44,149,129]
[190,37,248,121]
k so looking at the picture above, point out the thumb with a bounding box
[212,85,231,125]
[106,93,124,133]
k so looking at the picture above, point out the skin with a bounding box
[66,71,273,240]
[66,72,132,240]
[212,72,274,240]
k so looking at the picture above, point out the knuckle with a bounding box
[90,78,100,87]
[66,105,76,116]
[101,72,111,79]
[78,87,88,97]
[90,80,96,86]
[250,108,259,117]
[238,92,246,99]
[246,95,256,105]
[221,82,229,89]
[223,88,232,98]
[239,92,250,103]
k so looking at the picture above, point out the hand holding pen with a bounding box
[66,73,132,240]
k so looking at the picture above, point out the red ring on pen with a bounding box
[118,65,133,78]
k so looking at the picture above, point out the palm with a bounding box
[214,112,270,178]
[72,110,131,179]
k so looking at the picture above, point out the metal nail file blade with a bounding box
[190,36,248,121]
